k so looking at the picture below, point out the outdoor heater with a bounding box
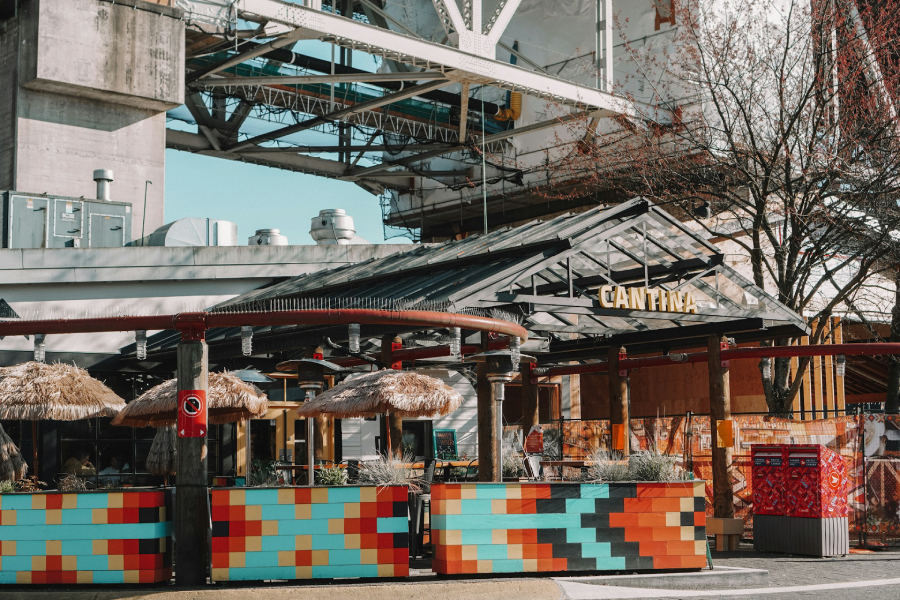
[471,346,534,482]
[278,350,343,486]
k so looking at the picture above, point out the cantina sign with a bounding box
[598,285,698,314]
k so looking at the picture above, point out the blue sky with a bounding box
[164,149,410,245]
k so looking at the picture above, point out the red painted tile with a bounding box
[245,520,262,537]
[296,550,312,566]
[123,494,142,508]
[46,495,63,510]
[123,508,140,524]
[391,487,409,502]
[107,508,123,524]
[376,501,394,518]
[360,534,380,549]
[377,533,395,548]
[124,555,142,570]
[211,552,230,568]
[392,547,408,564]
[139,491,165,507]
[360,503,379,519]
[229,505,245,522]
[211,491,228,506]
[377,548,395,564]
[211,506,230,522]
[294,488,311,504]
[46,556,62,571]
[228,537,245,553]
[393,563,410,576]
[108,539,125,555]
[344,518,361,534]
[230,521,246,538]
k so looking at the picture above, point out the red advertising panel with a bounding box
[178,389,207,438]
[751,444,785,516]
[785,444,849,518]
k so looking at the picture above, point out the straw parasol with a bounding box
[0,362,125,421]
[297,369,463,418]
[0,362,126,475]
[146,425,176,478]
[111,371,268,428]
[0,423,27,482]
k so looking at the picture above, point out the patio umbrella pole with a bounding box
[174,339,209,587]
[31,421,38,479]
[307,390,315,486]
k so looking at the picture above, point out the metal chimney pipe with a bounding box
[93,169,114,201]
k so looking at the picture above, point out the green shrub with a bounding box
[583,448,630,482]
[501,440,523,479]
[627,449,688,482]
[357,452,422,492]
[315,465,348,486]
[0,480,14,494]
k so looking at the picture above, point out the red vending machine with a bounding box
[751,445,786,516]
[785,445,849,518]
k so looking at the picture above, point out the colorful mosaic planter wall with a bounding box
[0,490,171,584]
[210,486,410,581]
[431,482,707,575]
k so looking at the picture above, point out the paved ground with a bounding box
[1,547,897,600]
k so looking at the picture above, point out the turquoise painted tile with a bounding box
[476,545,508,560]
[565,499,596,514]
[474,485,510,499]
[579,484,609,499]
[328,549,361,565]
[566,528,597,544]
[460,499,492,514]
[0,522,170,541]
[327,487,360,504]
[310,535,346,550]
[459,529,492,545]
[595,556,626,571]
[260,505,296,521]
[75,495,110,509]
[260,535,296,552]
[0,572,16,584]
[77,555,110,571]
[443,513,579,530]
[15,540,46,555]
[61,540,95,555]
[581,543,612,558]
[226,566,295,581]
[0,495,32,510]
[277,520,329,536]
[312,564,379,579]
[376,517,407,534]
[310,504,345,520]
[491,559,523,573]
[244,551,279,568]
[15,510,47,525]
[61,509,94,525]
[1,556,31,571]
[92,571,125,584]
[245,489,280,505]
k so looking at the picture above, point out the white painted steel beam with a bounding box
[236,0,637,116]
[484,0,521,46]
[193,71,447,87]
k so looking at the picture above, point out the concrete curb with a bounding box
[554,566,768,590]
[0,578,564,600]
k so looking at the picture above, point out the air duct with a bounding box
[93,169,113,201]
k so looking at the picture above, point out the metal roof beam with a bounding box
[237,0,639,114]
[187,28,313,83]
[194,71,448,87]
[228,78,450,151]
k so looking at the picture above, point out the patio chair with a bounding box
[523,456,543,481]
[463,458,478,482]
[411,458,437,558]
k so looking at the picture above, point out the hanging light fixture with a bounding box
[449,327,461,359]
[348,323,361,354]
[135,330,148,360]
[760,356,771,380]
[836,354,846,377]
[509,335,521,370]
[241,326,253,357]
[34,334,46,363]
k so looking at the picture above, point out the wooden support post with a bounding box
[175,340,209,587]
[476,331,497,482]
[608,346,629,455]
[521,361,539,432]
[708,335,734,519]
[381,335,404,458]
[835,318,846,412]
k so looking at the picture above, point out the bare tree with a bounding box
[548,0,900,414]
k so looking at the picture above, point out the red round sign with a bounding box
[177,389,207,438]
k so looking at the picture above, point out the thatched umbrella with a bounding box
[0,362,126,475]
[111,371,268,428]
[146,426,176,480]
[297,370,463,456]
[0,423,27,482]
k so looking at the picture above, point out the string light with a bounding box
[34,334,46,363]
[449,327,461,359]
[135,330,147,360]
[241,326,253,357]
[836,354,846,377]
[760,356,771,380]
[348,323,361,353]
[509,335,521,370]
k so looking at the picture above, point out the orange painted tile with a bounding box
[694,512,707,526]
[123,494,141,508]
[244,520,262,537]
[638,541,668,557]
[609,513,640,527]
[521,529,538,544]
[228,505,245,521]
[624,527,655,542]
[636,513,667,527]
[636,484,668,498]
[650,527,682,542]
[666,541,698,556]
[444,486,462,500]
[377,548,395,564]
[664,484,695,497]
[211,491,228,506]
[653,555,683,569]
[444,545,462,562]
[228,537,245,552]
[360,534,380,549]
[680,555,708,569]
[460,560,478,573]
[507,529,523,544]
[623,498,655,513]
[650,498,683,513]
[211,552,230,568]
[393,564,410,576]
[360,503,379,519]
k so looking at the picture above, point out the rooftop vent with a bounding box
[310,209,355,245]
